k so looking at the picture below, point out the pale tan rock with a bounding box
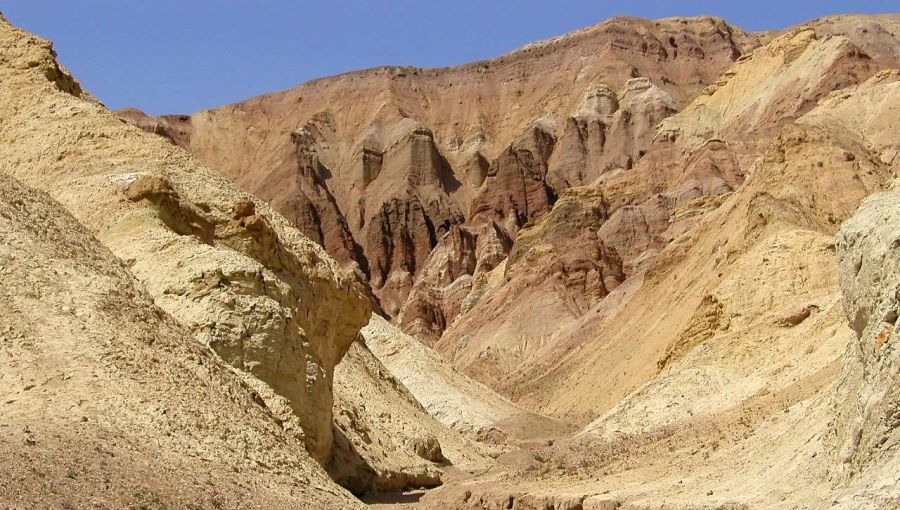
[831,184,900,489]
[658,27,878,147]
[330,339,494,495]
[398,224,478,343]
[774,304,819,327]
[0,173,363,509]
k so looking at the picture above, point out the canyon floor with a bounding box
[1,9,899,510]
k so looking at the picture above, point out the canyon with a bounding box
[1,10,898,510]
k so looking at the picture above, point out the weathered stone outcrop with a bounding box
[365,190,464,317]
[119,173,371,460]
[507,187,625,315]
[116,107,193,146]
[473,220,514,274]
[355,126,466,317]
[547,77,678,189]
[264,124,369,276]
[832,187,900,481]
[596,139,744,272]
[330,343,443,495]
[546,113,608,188]
[437,188,626,388]
[470,124,558,234]
[393,127,460,190]
[658,28,878,146]
[399,224,478,342]
[823,75,899,495]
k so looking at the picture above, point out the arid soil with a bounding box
[0,9,898,510]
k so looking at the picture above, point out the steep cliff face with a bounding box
[398,224,478,342]
[546,77,679,189]
[0,14,370,468]
[263,124,368,278]
[833,187,900,500]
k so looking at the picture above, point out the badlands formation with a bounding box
[0,9,898,510]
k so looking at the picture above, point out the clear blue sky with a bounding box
[3,1,896,115]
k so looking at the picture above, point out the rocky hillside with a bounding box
[121,16,769,324]
[443,22,894,417]
[834,183,900,499]
[0,174,363,508]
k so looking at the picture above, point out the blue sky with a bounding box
[3,1,896,115]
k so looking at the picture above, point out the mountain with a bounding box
[120,16,767,323]
[1,8,898,509]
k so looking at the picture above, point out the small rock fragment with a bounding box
[414,436,444,462]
